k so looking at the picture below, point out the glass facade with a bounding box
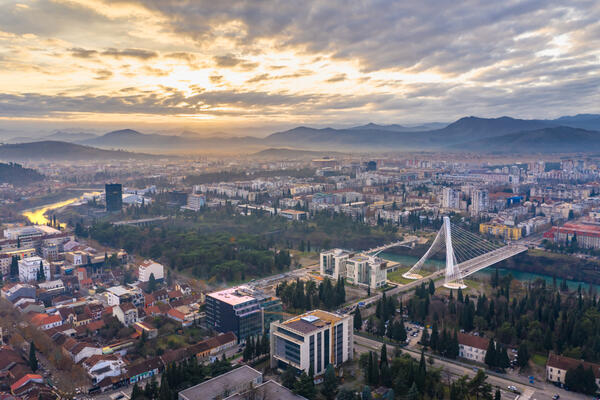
[324,328,330,368]
[317,332,322,373]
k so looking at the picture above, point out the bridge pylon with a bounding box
[403,216,466,288]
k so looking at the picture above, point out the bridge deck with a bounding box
[456,244,528,278]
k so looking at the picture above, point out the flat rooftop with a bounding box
[178,365,261,400]
[207,286,256,306]
[281,309,343,334]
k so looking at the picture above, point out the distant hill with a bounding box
[250,148,344,158]
[44,130,98,142]
[0,162,44,185]
[349,122,446,132]
[0,141,164,161]
[458,126,600,153]
[551,114,600,131]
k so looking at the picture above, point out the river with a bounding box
[378,251,592,291]
[21,192,100,226]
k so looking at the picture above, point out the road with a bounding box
[354,334,589,400]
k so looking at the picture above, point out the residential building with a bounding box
[458,333,489,363]
[441,187,460,209]
[178,365,263,400]
[320,249,351,278]
[471,189,489,214]
[82,354,126,385]
[105,183,123,212]
[105,285,144,307]
[206,286,263,342]
[113,302,139,326]
[184,194,205,211]
[127,357,162,385]
[1,283,36,302]
[546,352,600,387]
[138,259,164,282]
[279,209,308,221]
[29,313,62,330]
[479,223,522,241]
[270,310,353,375]
[134,321,158,339]
[18,256,50,282]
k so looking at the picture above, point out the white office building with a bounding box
[320,249,387,289]
[270,310,353,376]
[18,256,50,282]
[184,194,206,211]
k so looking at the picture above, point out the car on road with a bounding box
[552,394,560,399]
[507,385,520,394]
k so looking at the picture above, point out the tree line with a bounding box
[276,277,346,311]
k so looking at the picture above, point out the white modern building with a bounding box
[105,285,144,307]
[18,256,50,282]
[183,194,206,211]
[320,249,387,289]
[138,259,164,282]
[270,310,353,376]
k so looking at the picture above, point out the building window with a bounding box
[317,332,322,373]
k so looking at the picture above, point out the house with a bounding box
[133,321,158,339]
[10,374,43,395]
[546,352,600,387]
[458,333,489,363]
[1,283,36,303]
[127,357,162,384]
[29,313,62,331]
[167,306,200,327]
[113,302,138,327]
[202,332,237,356]
[82,354,126,384]
[86,303,105,320]
[64,340,102,363]
[175,282,192,296]
[138,260,164,282]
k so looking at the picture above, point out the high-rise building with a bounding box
[471,189,489,215]
[441,187,460,209]
[105,183,123,212]
[270,310,353,375]
[320,250,387,289]
[205,286,264,342]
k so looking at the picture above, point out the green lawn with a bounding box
[532,353,548,367]
[388,267,415,284]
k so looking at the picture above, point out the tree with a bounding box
[158,374,171,400]
[336,388,358,400]
[353,307,362,330]
[36,260,45,282]
[294,372,316,399]
[484,340,497,368]
[10,256,18,277]
[281,367,297,389]
[29,342,38,372]
[565,364,598,395]
[380,343,388,367]
[428,279,435,295]
[148,273,157,293]
[361,386,372,400]
[131,383,143,400]
[494,388,501,400]
[517,342,529,368]
[321,364,338,399]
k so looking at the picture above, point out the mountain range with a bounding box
[2,113,600,154]
[0,141,164,161]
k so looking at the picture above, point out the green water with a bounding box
[379,251,592,291]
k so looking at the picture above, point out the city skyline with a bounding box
[1,0,599,134]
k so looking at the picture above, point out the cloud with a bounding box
[94,69,113,80]
[326,73,346,83]
[213,54,258,70]
[209,75,224,83]
[102,48,158,60]
[69,47,98,59]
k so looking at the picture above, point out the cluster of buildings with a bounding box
[320,249,388,289]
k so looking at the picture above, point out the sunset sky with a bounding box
[1,0,599,135]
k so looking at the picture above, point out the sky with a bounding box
[0,0,599,136]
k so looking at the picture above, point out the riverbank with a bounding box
[20,190,97,225]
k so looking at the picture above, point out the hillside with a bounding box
[0,141,164,161]
[458,126,600,153]
[0,162,45,185]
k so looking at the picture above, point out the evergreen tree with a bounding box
[429,322,439,352]
[131,383,143,400]
[294,372,316,399]
[29,342,38,372]
[497,345,510,369]
[282,367,297,389]
[517,342,530,368]
[428,279,435,295]
[10,256,18,277]
[321,364,338,400]
[380,343,388,367]
[37,260,45,282]
[362,386,372,400]
[148,273,157,293]
[484,340,497,368]
[158,374,171,400]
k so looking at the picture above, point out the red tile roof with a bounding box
[458,333,489,351]
[547,352,600,378]
[10,374,42,393]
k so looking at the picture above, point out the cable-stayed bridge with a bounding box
[400,216,527,288]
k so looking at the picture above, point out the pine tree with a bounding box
[158,374,171,400]
[353,308,362,330]
[321,364,338,400]
[484,340,497,368]
[380,344,388,367]
[131,383,142,400]
[517,342,530,368]
[430,322,439,352]
[428,279,435,295]
[495,388,501,400]
[37,260,46,282]
[10,256,18,277]
[282,367,297,389]
[294,372,316,399]
[29,342,38,372]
